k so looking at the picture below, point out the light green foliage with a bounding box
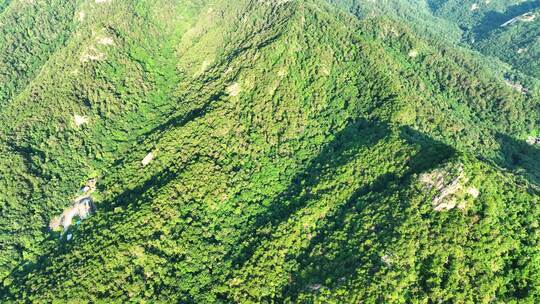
[0,0,538,302]
[333,0,540,79]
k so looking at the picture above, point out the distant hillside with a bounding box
[333,0,540,79]
[475,8,540,78]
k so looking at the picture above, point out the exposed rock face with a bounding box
[408,50,419,58]
[467,187,480,198]
[97,36,114,46]
[259,0,292,5]
[504,78,529,94]
[526,136,540,145]
[60,198,94,229]
[419,163,468,212]
[226,83,241,97]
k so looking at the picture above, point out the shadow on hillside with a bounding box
[2,118,456,300]
[226,120,392,266]
[496,133,540,185]
[225,119,455,300]
[279,126,456,301]
[474,0,540,37]
[139,93,220,140]
[5,142,44,177]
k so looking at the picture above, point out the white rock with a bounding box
[74,114,89,127]
[142,152,155,166]
[226,83,241,97]
[77,11,86,22]
[97,36,114,46]
[467,187,480,198]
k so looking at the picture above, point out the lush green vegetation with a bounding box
[475,8,540,79]
[0,0,538,302]
[333,0,540,79]
[429,0,540,78]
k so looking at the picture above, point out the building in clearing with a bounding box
[50,197,95,232]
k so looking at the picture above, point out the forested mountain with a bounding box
[430,0,540,78]
[0,0,538,302]
[333,0,540,79]
[475,7,540,79]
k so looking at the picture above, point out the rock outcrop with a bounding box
[419,163,478,212]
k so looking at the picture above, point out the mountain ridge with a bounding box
[0,0,539,302]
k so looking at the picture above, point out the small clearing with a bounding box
[95,0,111,3]
[470,4,479,11]
[381,252,394,266]
[77,11,86,22]
[320,65,330,76]
[80,47,105,62]
[467,187,480,198]
[197,60,212,76]
[408,50,418,58]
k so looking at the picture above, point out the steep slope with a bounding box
[0,0,82,104]
[0,0,539,302]
[328,0,463,42]
[332,0,540,79]
[0,0,209,279]
[476,7,540,79]
[428,0,539,36]
[429,0,540,78]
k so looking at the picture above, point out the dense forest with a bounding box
[0,0,538,302]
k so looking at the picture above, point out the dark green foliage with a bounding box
[476,8,540,78]
[0,0,81,104]
[0,0,538,302]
